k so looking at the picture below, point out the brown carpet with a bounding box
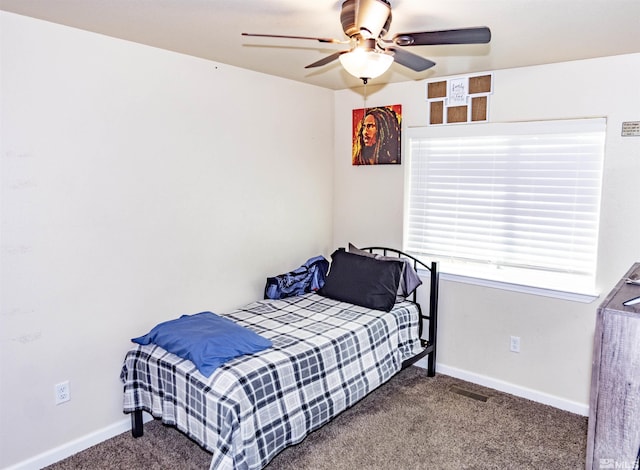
[45,367,587,469]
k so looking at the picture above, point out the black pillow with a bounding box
[318,249,403,312]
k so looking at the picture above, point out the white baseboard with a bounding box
[5,413,153,470]
[421,361,589,416]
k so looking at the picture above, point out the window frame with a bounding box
[404,118,607,302]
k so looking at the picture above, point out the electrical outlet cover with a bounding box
[55,381,70,405]
[510,336,521,353]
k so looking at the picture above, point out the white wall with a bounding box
[0,12,334,468]
[333,54,640,413]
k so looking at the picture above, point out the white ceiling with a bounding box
[2,0,639,90]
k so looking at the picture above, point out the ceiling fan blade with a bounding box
[242,33,347,44]
[385,46,436,72]
[390,27,491,46]
[305,51,347,69]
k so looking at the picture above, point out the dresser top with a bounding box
[599,262,640,316]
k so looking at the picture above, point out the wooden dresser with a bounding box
[586,262,640,470]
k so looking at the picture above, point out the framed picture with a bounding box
[426,73,493,125]
[352,104,402,165]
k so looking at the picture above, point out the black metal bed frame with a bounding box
[360,247,439,376]
[130,246,439,438]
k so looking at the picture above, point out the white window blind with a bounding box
[405,118,606,295]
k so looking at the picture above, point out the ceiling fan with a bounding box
[242,0,491,84]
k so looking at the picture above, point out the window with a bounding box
[405,118,606,297]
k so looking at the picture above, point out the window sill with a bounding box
[427,270,600,304]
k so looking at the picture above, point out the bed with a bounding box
[120,246,439,470]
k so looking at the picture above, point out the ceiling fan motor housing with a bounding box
[341,0,392,39]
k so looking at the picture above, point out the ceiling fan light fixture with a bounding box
[339,48,393,80]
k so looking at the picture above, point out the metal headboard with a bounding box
[360,246,439,374]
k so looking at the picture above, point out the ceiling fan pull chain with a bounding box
[363,79,368,111]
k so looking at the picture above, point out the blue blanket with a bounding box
[132,312,272,376]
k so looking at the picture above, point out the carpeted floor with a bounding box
[45,367,588,469]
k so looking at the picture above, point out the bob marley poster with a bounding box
[352,104,402,165]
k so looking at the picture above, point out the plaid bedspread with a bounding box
[121,293,423,470]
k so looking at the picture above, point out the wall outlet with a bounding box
[510,336,521,353]
[55,381,70,405]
